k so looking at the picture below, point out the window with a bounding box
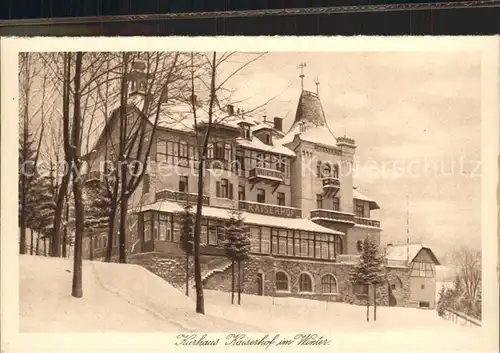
[264,133,272,145]
[214,143,225,160]
[299,273,313,292]
[316,194,323,209]
[355,201,365,218]
[332,197,340,211]
[276,159,285,173]
[421,284,425,290]
[156,139,167,162]
[277,192,285,206]
[216,179,233,199]
[334,236,343,255]
[391,284,396,291]
[316,161,322,178]
[238,185,246,201]
[261,227,271,253]
[179,141,188,166]
[242,126,251,139]
[356,240,363,253]
[257,189,266,203]
[323,163,331,178]
[235,150,245,174]
[256,153,263,168]
[321,275,337,293]
[208,225,218,245]
[332,164,339,178]
[179,176,188,193]
[250,227,261,252]
[275,272,289,291]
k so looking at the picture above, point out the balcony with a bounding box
[354,216,381,228]
[155,189,209,206]
[248,167,284,192]
[322,177,340,197]
[310,209,355,224]
[239,200,302,218]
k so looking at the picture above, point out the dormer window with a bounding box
[264,133,272,145]
[241,126,251,139]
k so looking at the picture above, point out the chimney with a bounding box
[274,117,283,132]
[227,104,234,115]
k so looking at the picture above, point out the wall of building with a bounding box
[345,226,381,255]
[409,276,437,308]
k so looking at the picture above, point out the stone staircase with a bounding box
[188,260,233,288]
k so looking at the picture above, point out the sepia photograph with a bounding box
[2,36,498,353]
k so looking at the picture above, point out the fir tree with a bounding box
[26,175,57,254]
[83,178,112,260]
[223,209,250,305]
[349,236,386,322]
[180,203,194,296]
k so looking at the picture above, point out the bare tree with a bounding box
[452,247,481,307]
[70,52,85,298]
[188,51,267,314]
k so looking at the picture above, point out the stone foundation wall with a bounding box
[117,247,412,308]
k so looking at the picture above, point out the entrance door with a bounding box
[388,283,397,306]
[256,273,264,296]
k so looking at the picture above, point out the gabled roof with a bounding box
[353,188,380,210]
[385,244,441,265]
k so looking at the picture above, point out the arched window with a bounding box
[299,273,313,292]
[275,271,289,291]
[321,274,337,293]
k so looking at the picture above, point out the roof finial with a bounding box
[298,62,307,91]
[314,77,320,96]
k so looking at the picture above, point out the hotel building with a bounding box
[84,65,438,308]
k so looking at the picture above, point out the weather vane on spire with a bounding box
[314,77,320,95]
[298,62,307,91]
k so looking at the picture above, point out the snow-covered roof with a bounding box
[235,137,296,157]
[353,189,380,210]
[136,200,343,235]
[385,244,440,265]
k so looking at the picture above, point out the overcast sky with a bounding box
[225,51,482,261]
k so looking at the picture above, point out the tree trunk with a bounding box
[52,52,72,258]
[366,285,370,322]
[105,189,118,262]
[238,260,242,305]
[43,238,47,256]
[30,228,34,255]
[185,252,189,296]
[35,232,40,255]
[89,235,94,261]
[193,158,205,314]
[62,198,69,258]
[373,283,377,322]
[231,260,235,304]
[19,172,27,255]
[70,52,84,299]
[118,193,128,263]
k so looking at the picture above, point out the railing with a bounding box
[310,209,354,223]
[337,254,360,264]
[322,177,340,188]
[239,200,302,218]
[249,167,284,181]
[354,216,381,228]
[443,309,481,327]
[155,189,209,205]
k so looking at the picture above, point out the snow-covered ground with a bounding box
[20,255,485,350]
